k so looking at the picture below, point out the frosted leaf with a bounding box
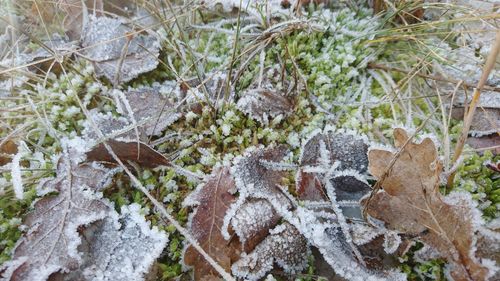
[231,223,309,281]
[230,199,281,252]
[61,204,168,281]
[111,86,181,137]
[258,191,405,280]
[183,167,241,280]
[82,110,135,141]
[231,146,292,209]
[236,89,295,125]
[1,151,114,281]
[80,16,160,85]
[300,128,369,173]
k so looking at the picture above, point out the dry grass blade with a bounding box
[447,30,500,190]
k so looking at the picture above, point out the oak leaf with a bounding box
[183,167,241,280]
[365,128,492,281]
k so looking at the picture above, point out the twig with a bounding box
[446,30,500,190]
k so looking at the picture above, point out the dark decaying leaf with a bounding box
[0,152,113,281]
[59,204,168,281]
[85,139,170,168]
[300,128,369,172]
[80,15,160,85]
[183,167,241,280]
[231,223,309,281]
[365,128,493,281]
[295,170,327,201]
[297,128,371,218]
[230,199,281,252]
[231,145,292,209]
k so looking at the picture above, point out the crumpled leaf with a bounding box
[231,145,292,209]
[183,167,241,280]
[60,204,168,281]
[365,128,493,281]
[86,139,170,168]
[0,151,114,281]
[80,15,160,85]
[231,223,309,281]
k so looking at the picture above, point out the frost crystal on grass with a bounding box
[231,223,309,281]
[80,16,160,85]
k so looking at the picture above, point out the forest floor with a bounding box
[0,1,499,281]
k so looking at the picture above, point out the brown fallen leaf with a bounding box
[0,140,17,166]
[0,151,113,281]
[86,139,170,168]
[365,128,491,281]
[183,167,241,280]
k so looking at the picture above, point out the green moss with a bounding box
[454,150,500,221]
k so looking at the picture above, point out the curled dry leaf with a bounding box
[231,223,309,281]
[365,128,493,281]
[60,204,168,281]
[183,167,241,280]
[80,15,160,85]
[0,152,113,281]
[85,139,170,168]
